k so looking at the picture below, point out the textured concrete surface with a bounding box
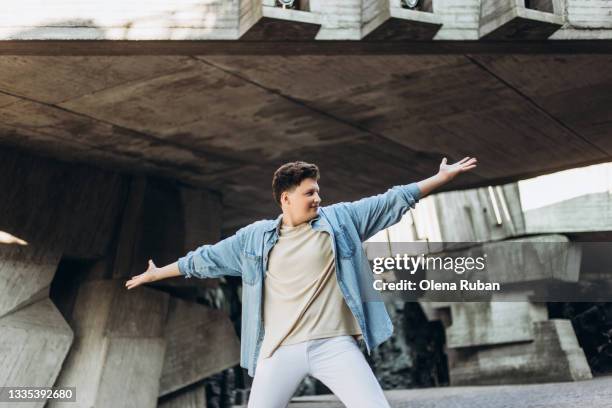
[0,148,127,317]
[0,299,73,408]
[0,244,61,319]
[524,192,612,234]
[0,148,128,260]
[450,319,592,385]
[445,301,548,348]
[0,54,610,234]
[159,298,240,396]
[49,280,169,408]
[479,0,565,40]
[431,183,524,242]
[158,384,207,408]
[276,376,612,408]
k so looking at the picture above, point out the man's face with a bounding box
[283,178,321,224]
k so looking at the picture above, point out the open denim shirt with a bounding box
[178,183,421,377]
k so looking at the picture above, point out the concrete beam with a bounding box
[2,40,612,55]
[240,4,321,40]
[479,0,565,40]
[479,234,581,284]
[445,301,548,348]
[523,192,612,234]
[364,0,443,40]
[416,235,582,297]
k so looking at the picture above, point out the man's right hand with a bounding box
[125,260,158,290]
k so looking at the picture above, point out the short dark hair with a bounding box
[272,161,320,205]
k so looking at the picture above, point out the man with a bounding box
[125,156,477,407]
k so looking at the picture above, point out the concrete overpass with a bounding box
[0,0,611,233]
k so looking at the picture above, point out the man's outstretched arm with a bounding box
[125,260,181,290]
[125,228,246,290]
[331,156,477,241]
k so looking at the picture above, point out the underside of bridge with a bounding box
[2,0,612,232]
[0,49,610,233]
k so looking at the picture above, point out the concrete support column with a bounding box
[0,237,70,407]
[49,280,169,408]
[0,149,126,406]
[105,176,241,404]
[0,298,73,408]
[159,298,240,398]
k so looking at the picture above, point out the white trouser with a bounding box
[247,335,391,408]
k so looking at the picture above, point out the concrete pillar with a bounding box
[105,176,239,403]
[0,299,73,408]
[431,182,525,244]
[0,149,127,405]
[0,148,125,316]
[111,178,225,296]
[49,280,169,408]
[363,0,443,40]
[159,298,240,397]
[0,241,70,408]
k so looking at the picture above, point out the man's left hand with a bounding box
[438,156,478,182]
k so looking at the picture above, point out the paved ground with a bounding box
[240,376,612,408]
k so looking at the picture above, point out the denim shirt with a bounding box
[178,183,421,377]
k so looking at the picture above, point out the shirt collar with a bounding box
[264,214,283,234]
[265,211,322,235]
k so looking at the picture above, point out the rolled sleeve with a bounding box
[392,182,422,206]
[176,229,245,280]
[178,253,195,279]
